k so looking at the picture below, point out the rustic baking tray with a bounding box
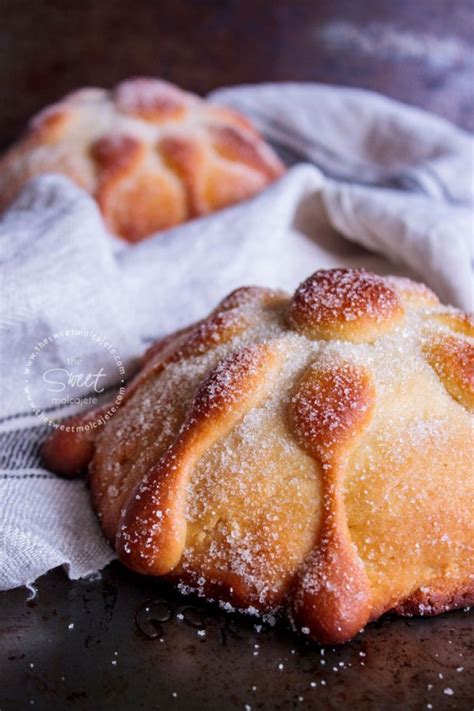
[1,562,472,710]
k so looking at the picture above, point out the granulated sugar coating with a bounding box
[289,269,405,342]
[43,268,474,644]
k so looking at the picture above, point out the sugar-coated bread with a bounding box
[43,268,474,643]
[0,78,284,242]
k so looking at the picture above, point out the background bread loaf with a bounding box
[0,77,284,242]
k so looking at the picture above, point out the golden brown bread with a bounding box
[0,78,284,242]
[43,268,474,643]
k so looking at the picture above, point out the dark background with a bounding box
[1,2,473,710]
[0,0,473,152]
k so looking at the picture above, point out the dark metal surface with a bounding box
[1,563,473,710]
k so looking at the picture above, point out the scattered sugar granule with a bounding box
[443,688,454,696]
[310,681,317,688]
[67,623,74,630]
[456,666,464,672]
[244,705,252,711]
[172,692,178,698]
[29,663,34,668]
[197,630,206,637]
[111,660,117,666]
[278,663,284,670]
[301,627,310,635]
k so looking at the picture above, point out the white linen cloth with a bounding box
[0,83,472,591]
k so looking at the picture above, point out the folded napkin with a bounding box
[0,83,472,591]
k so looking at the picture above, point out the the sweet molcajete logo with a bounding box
[24,329,126,431]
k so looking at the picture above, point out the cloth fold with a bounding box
[0,82,472,591]
[211,83,474,204]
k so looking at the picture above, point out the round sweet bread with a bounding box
[43,268,474,643]
[0,78,284,242]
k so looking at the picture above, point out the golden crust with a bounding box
[385,275,440,309]
[289,269,405,343]
[395,581,474,616]
[114,77,189,122]
[0,78,284,242]
[423,335,474,411]
[288,361,375,461]
[432,310,474,337]
[288,362,375,643]
[43,268,474,643]
[41,411,100,479]
[116,342,282,575]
